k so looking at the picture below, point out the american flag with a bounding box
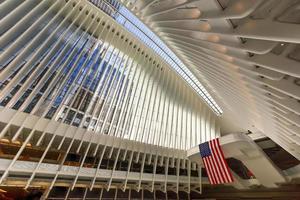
[199,138,234,184]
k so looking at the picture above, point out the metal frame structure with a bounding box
[120,0,300,160]
[0,0,300,199]
[0,0,219,198]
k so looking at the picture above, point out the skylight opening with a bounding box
[89,0,223,115]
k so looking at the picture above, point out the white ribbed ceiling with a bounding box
[120,0,300,159]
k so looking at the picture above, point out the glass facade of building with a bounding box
[0,9,133,136]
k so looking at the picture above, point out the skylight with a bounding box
[89,0,223,115]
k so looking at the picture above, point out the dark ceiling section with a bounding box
[256,138,300,170]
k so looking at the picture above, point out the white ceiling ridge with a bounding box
[162,32,278,55]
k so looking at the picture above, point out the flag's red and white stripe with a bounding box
[199,138,234,184]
